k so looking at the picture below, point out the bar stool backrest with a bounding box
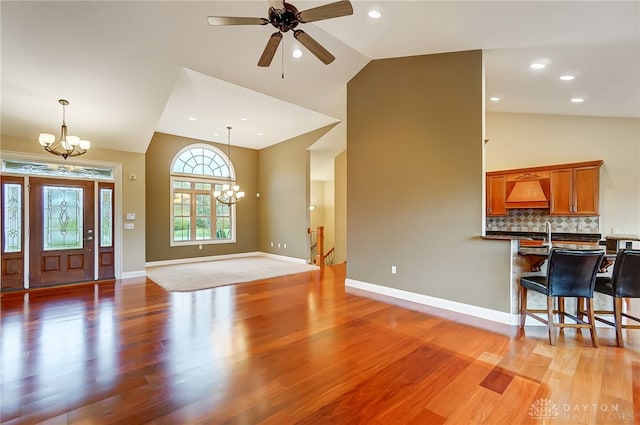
[611,249,640,298]
[547,249,604,298]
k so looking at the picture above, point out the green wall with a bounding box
[347,50,511,312]
[145,132,259,262]
[258,124,337,260]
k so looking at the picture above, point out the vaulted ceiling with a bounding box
[2,1,639,179]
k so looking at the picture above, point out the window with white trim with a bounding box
[170,144,236,246]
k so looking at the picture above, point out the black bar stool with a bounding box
[594,249,640,347]
[520,248,604,347]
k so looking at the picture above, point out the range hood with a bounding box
[505,178,550,209]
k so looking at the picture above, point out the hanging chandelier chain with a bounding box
[213,125,245,206]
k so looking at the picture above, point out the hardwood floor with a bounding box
[2,263,640,424]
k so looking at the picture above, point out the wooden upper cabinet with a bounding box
[550,165,600,215]
[487,160,603,217]
[486,174,507,216]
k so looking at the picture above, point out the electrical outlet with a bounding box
[270,242,274,247]
[391,265,397,274]
[283,243,287,249]
[198,244,202,250]
[278,243,281,248]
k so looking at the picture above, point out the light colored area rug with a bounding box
[146,255,319,292]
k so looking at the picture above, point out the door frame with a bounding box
[1,151,123,289]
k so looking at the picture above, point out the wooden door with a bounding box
[486,174,507,216]
[29,178,95,287]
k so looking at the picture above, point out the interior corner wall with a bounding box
[258,125,337,261]
[334,150,347,264]
[145,132,259,262]
[347,50,511,312]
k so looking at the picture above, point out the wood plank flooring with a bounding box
[2,263,640,424]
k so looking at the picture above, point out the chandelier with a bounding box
[38,99,91,159]
[213,126,245,205]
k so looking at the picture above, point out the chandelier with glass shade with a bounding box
[38,99,91,159]
[213,126,245,205]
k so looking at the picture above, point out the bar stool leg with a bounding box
[558,297,565,333]
[547,296,556,345]
[520,286,528,328]
[614,297,624,348]
[586,298,599,348]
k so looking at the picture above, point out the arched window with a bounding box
[170,144,236,245]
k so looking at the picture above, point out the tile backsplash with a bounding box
[487,209,599,233]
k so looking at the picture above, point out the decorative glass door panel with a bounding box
[1,176,25,290]
[43,186,83,250]
[98,182,115,279]
[30,178,94,287]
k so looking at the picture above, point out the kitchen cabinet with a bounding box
[550,165,600,215]
[486,174,507,216]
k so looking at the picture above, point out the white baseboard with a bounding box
[346,278,515,325]
[120,270,147,279]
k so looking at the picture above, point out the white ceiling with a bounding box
[2,1,639,180]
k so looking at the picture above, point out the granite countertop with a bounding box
[486,230,601,242]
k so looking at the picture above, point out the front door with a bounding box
[29,178,95,287]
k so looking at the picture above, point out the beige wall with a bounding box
[310,180,325,229]
[486,112,640,236]
[347,50,511,312]
[258,125,336,260]
[310,180,335,253]
[334,150,347,264]
[145,132,259,262]
[1,135,146,275]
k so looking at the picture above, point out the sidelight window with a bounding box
[2,183,22,252]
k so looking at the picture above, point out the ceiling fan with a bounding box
[207,0,353,67]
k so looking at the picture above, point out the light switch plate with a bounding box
[126,213,136,220]
[124,223,135,230]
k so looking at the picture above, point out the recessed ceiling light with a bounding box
[560,75,575,81]
[490,97,500,102]
[240,117,248,121]
[257,132,264,136]
[212,133,220,136]
[188,117,197,121]
[571,98,585,103]
[368,10,381,19]
[292,48,303,59]
[530,63,546,70]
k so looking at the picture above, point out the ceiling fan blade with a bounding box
[297,0,353,23]
[258,32,283,67]
[267,0,285,11]
[293,30,335,65]
[207,16,269,26]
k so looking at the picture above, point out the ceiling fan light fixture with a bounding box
[292,48,303,58]
[368,10,381,19]
[208,1,353,68]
